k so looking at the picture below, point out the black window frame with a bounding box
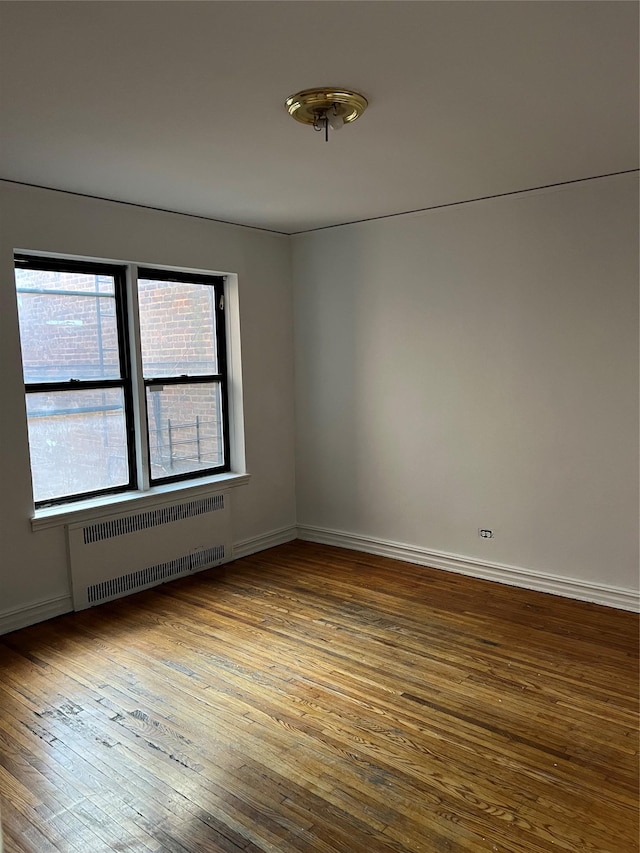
[15,255,232,508]
[137,267,231,487]
[15,253,137,507]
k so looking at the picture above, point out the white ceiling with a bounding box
[0,1,637,234]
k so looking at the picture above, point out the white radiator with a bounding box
[67,492,232,610]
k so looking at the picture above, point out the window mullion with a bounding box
[126,264,151,491]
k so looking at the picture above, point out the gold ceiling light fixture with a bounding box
[285,88,368,142]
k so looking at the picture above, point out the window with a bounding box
[137,268,229,485]
[15,255,230,507]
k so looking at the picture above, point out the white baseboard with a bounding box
[0,594,73,636]
[297,525,640,612]
[232,525,298,560]
[3,525,635,637]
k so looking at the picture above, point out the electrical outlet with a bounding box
[479,528,494,539]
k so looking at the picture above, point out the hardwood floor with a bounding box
[0,541,637,853]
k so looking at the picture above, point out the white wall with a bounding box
[0,182,296,624]
[292,174,639,601]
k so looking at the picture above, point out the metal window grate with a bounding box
[83,494,225,544]
[86,544,226,604]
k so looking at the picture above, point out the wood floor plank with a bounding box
[0,541,637,852]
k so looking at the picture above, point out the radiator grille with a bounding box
[83,494,225,544]
[86,544,226,604]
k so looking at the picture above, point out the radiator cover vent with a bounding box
[87,545,226,604]
[83,493,225,544]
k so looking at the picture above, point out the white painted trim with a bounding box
[0,595,72,636]
[233,525,297,560]
[297,525,640,613]
[224,273,247,476]
[31,472,251,531]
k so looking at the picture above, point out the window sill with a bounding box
[31,472,251,531]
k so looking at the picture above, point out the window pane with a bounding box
[26,389,129,503]
[138,279,218,377]
[146,383,224,480]
[15,267,115,295]
[16,269,120,383]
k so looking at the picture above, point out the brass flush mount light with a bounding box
[285,88,368,141]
